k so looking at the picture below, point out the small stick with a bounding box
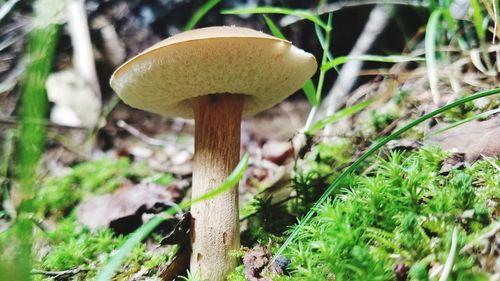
[0,0,20,22]
[32,267,87,278]
[116,120,167,147]
[66,0,101,120]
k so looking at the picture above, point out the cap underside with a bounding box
[110,27,317,118]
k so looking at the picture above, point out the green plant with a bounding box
[275,87,500,259]
[229,148,498,281]
[0,1,64,280]
[184,0,221,31]
[34,157,168,219]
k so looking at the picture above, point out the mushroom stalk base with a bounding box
[191,94,244,280]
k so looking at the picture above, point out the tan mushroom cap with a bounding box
[110,26,317,118]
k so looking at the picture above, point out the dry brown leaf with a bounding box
[427,115,500,162]
[243,245,286,281]
[77,182,182,232]
[262,140,294,165]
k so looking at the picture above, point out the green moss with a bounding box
[233,147,498,280]
[34,157,172,219]
[24,157,176,280]
[284,148,497,280]
[33,213,173,280]
[370,110,398,132]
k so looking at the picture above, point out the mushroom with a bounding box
[110,26,317,280]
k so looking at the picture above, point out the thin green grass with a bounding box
[322,55,425,73]
[222,7,329,31]
[307,100,374,135]
[16,11,61,195]
[262,15,317,106]
[314,24,334,62]
[314,13,333,104]
[95,154,249,281]
[273,88,500,260]
[0,1,62,279]
[184,0,221,31]
[263,15,286,39]
[428,107,500,136]
[471,0,486,44]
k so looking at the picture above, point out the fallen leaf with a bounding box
[46,69,101,127]
[426,115,500,162]
[242,245,287,281]
[439,153,466,175]
[160,212,191,246]
[262,140,294,165]
[77,182,182,233]
[395,262,409,281]
[160,244,191,281]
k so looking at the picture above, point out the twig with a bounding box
[66,0,101,124]
[116,120,168,147]
[0,0,21,23]
[32,267,87,278]
[439,226,458,281]
[321,5,394,136]
[425,10,443,106]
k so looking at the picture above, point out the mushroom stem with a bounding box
[191,94,244,280]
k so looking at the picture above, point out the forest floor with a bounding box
[0,1,499,281]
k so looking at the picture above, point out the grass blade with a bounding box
[314,13,333,103]
[94,216,165,281]
[427,107,500,136]
[321,55,424,73]
[263,15,317,106]
[314,23,334,62]
[263,15,285,39]
[184,0,221,31]
[273,88,500,260]
[187,153,249,206]
[307,99,374,135]
[302,80,318,106]
[221,7,329,31]
[95,154,249,281]
[471,0,485,43]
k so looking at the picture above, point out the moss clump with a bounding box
[33,214,173,280]
[287,148,497,280]
[34,157,171,219]
[232,147,498,281]
[23,157,176,280]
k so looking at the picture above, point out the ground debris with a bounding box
[242,245,287,281]
[460,222,500,276]
[160,212,191,246]
[31,267,87,279]
[386,139,422,152]
[160,244,191,281]
[77,182,183,233]
[262,140,294,165]
[439,153,466,175]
